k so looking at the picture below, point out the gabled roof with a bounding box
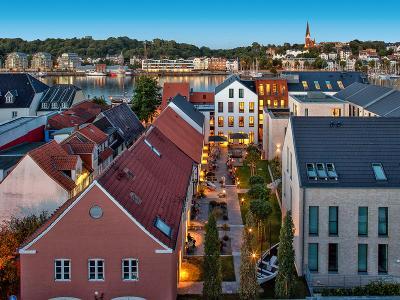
[282,71,367,92]
[334,82,400,117]
[48,100,106,130]
[0,73,48,108]
[161,82,190,110]
[61,136,95,154]
[153,107,204,163]
[38,84,82,111]
[171,94,205,127]
[189,92,215,104]
[99,103,144,145]
[0,142,45,171]
[28,141,78,191]
[215,75,256,94]
[291,117,400,188]
[98,127,194,249]
[77,124,108,145]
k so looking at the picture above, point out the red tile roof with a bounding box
[28,141,78,191]
[161,82,190,110]
[153,107,204,163]
[52,156,79,170]
[48,101,107,130]
[77,124,108,145]
[190,92,215,104]
[99,147,113,161]
[98,127,194,249]
[61,137,96,154]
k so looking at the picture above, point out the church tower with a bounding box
[305,21,316,49]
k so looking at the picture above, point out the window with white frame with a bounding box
[55,259,71,281]
[12,111,18,118]
[122,258,139,280]
[88,259,104,281]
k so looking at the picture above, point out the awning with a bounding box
[208,135,227,142]
[229,133,248,139]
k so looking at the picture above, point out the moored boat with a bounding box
[257,243,279,284]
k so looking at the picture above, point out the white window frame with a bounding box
[5,95,13,103]
[12,111,18,118]
[88,258,105,281]
[122,258,139,281]
[54,259,71,281]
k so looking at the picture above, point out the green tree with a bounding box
[247,184,268,200]
[249,175,264,186]
[246,145,260,176]
[203,213,222,299]
[249,198,272,252]
[92,96,108,106]
[275,211,296,299]
[131,75,161,123]
[239,211,258,300]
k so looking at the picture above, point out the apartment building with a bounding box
[282,117,400,288]
[262,108,289,160]
[58,53,81,70]
[289,92,346,117]
[5,52,29,70]
[208,57,227,71]
[31,52,53,70]
[141,59,194,72]
[214,75,258,144]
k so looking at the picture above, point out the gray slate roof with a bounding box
[291,117,400,188]
[171,94,205,127]
[334,82,400,117]
[0,142,45,170]
[215,75,256,94]
[38,84,81,111]
[282,71,367,92]
[0,73,48,108]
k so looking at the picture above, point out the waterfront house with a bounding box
[31,52,53,71]
[19,126,199,300]
[5,52,29,70]
[282,117,400,288]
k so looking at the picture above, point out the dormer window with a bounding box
[61,102,68,109]
[51,102,59,109]
[42,103,48,109]
[5,91,17,103]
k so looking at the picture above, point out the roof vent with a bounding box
[144,139,162,157]
[130,191,142,205]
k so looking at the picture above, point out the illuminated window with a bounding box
[332,108,341,117]
[218,116,224,127]
[280,99,285,107]
[266,84,271,95]
[259,99,264,107]
[274,100,278,107]
[302,81,309,90]
[259,84,264,96]
[249,116,254,127]
[228,102,234,113]
[239,116,244,127]
[259,113,264,125]
[209,116,214,126]
[267,99,271,106]
[337,81,345,89]
[249,131,254,143]
[249,102,255,113]
[239,102,244,113]
[314,81,321,90]
[218,131,224,136]
[326,80,332,90]
[228,116,234,127]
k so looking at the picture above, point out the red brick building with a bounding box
[255,78,288,142]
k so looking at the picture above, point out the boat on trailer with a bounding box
[256,243,279,284]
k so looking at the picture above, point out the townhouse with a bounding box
[0,140,91,222]
[5,52,29,70]
[282,117,400,288]
[37,84,86,114]
[214,75,259,144]
[31,52,53,71]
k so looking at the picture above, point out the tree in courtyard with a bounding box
[275,211,296,299]
[249,198,272,251]
[131,75,161,123]
[246,145,260,176]
[0,212,48,298]
[248,175,264,186]
[203,213,222,299]
[239,211,258,300]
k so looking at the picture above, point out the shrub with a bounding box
[247,184,268,200]
[321,281,400,296]
[249,175,264,186]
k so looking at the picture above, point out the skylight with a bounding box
[155,217,172,237]
[326,163,338,180]
[314,81,320,90]
[144,139,161,157]
[325,81,332,90]
[302,81,309,90]
[306,163,317,180]
[337,81,345,90]
[372,163,387,181]
[316,163,328,180]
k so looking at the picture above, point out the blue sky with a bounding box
[1,0,399,48]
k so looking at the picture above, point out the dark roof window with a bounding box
[306,163,317,180]
[326,163,338,180]
[372,163,387,181]
[314,81,320,90]
[316,163,328,180]
[155,217,172,237]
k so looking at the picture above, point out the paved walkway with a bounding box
[178,146,244,295]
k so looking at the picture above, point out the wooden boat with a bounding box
[257,243,279,284]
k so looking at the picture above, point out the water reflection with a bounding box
[40,75,228,99]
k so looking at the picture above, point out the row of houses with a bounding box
[142,57,239,72]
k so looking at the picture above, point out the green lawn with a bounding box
[180,256,236,282]
[236,160,271,189]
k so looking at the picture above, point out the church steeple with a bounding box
[306,21,310,37]
[304,21,316,49]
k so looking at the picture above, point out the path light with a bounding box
[248,228,252,233]
[241,198,245,204]
[252,253,257,259]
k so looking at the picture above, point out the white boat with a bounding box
[108,95,131,105]
[257,243,279,284]
[37,72,47,77]
[86,70,107,76]
[378,74,390,80]
[389,74,400,79]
